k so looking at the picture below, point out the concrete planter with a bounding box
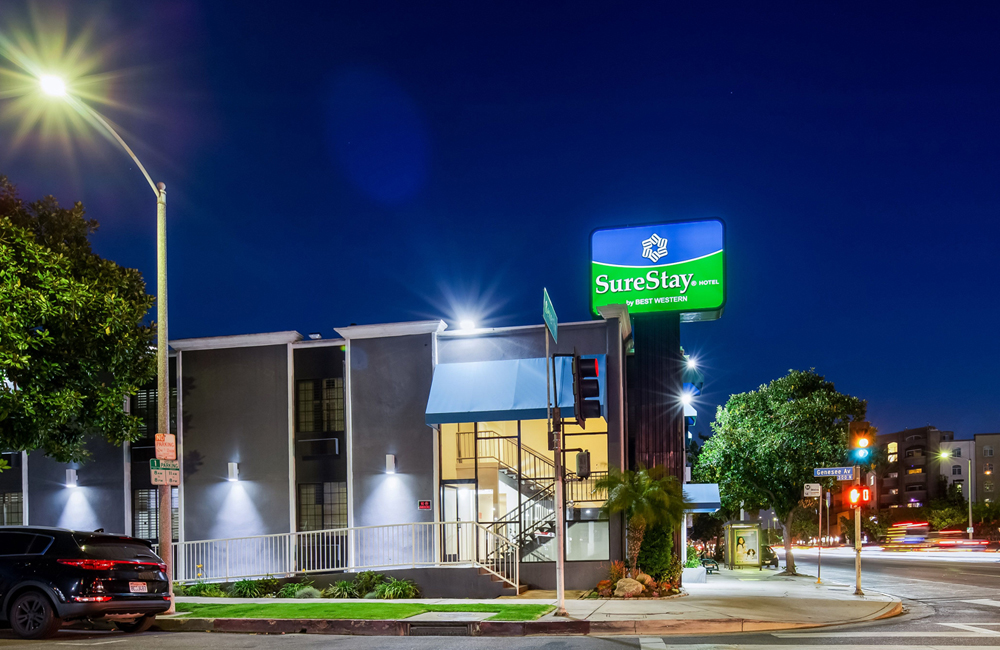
[681,566,707,583]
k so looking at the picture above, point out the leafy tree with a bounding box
[595,465,687,577]
[695,369,867,575]
[0,176,155,462]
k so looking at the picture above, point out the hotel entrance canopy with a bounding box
[425,356,605,425]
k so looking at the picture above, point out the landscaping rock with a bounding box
[613,578,644,598]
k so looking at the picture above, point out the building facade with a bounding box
[5,312,719,594]
[875,426,951,509]
[939,439,975,503]
[974,433,1000,504]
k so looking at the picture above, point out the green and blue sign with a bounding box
[590,219,725,320]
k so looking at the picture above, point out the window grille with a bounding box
[133,488,178,541]
[985,446,994,458]
[298,482,348,531]
[297,379,345,433]
[0,492,22,525]
[953,465,962,476]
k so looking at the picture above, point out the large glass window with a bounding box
[0,492,22,526]
[131,387,177,436]
[297,379,345,433]
[133,488,178,541]
[298,482,347,531]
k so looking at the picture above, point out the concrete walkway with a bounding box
[165,568,900,636]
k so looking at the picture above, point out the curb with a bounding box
[153,600,904,637]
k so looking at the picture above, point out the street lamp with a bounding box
[37,75,174,610]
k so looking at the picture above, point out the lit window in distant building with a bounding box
[953,465,962,476]
[907,502,922,508]
[888,442,898,453]
[887,472,899,479]
[985,446,994,458]
[907,468,923,474]
[953,447,962,458]
[985,481,994,493]
[298,482,348,531]
[955,480,964,492]
[889,504,899,508]
[0,492,22,526]
[889,488,899,495]
[985,463,994,476]
[297,379,346,433]
[905,484,925,492]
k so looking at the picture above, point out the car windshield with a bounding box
[74,536,162,562]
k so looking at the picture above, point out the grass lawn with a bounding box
[174,602,553,622]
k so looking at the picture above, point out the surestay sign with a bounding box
[590,219,725,320]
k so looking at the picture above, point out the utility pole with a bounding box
[969,458,974,540]
[542,289,566,617]
[816,489,822,584]
[853,469,863,596]
[156,183,173,614]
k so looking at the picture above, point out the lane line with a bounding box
[962,598,1000,607]
[638,637,668,650]
[938,622,1000,635]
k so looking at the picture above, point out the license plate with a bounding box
[129,582,147,593]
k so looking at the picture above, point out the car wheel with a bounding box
[9,591,62,639]
[113,614,156,634]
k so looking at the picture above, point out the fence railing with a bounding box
[157,521,518,589]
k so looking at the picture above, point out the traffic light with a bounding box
[849,421,874,463]
[572,354,601,428]
[848,486,871,508]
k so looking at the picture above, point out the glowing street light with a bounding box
[680,392,694,407]
[686,357,698,370]
[39,74,65,96]
[459,319,476,331]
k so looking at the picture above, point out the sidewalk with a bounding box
[157,569,901,637]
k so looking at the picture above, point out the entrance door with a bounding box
[441,482,475,562]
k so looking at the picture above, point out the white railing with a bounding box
[158,521,518,590]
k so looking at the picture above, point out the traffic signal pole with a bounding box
[546,333,568,617]
[816,489,822,584]
[854,469,863,596]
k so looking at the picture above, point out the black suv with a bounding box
[0,526,171,639]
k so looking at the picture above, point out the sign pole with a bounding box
[543,289,567,617]
[854,467,863,596]
[816,489,822,584]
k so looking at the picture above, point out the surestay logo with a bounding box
[595,271,694,295]
[641,233,668,262]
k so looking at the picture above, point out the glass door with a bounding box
[441,482,475,562]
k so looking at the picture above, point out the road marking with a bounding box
[963,598,1000,607]
[638,637,668,650]
[774,631,995,638]
[57,641,128,647]
[938,622,1000,635]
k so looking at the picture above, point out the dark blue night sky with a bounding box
[3,2,998,438]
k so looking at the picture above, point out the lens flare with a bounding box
[39,74,65,96]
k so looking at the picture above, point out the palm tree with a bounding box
[595,465,688,577]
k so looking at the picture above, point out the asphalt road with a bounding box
[1,549,998,648]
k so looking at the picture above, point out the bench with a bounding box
[701,558,719,574]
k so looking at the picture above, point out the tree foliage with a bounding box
[694,369,867,574]
[0,176,155,461]
[595,465,687,577]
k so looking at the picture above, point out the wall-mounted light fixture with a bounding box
[386,454,396,474]
[228,462,239,481]
[66,468,78,488]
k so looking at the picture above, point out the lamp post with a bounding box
[39,77,173,611]
[940,450,975,542]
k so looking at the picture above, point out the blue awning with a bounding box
[425,356,604,425]
[684,483,721,513]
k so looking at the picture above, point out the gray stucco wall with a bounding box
[180,345,291,541]
[349,333,436,528]
[27,439,126,534]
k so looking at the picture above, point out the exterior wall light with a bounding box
[386,454,396,474]
[228,462,239,481]
[66,468,78,488]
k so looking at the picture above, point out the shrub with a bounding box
[595,579,613,598]
[172,582,186,596]
[322,580,358,599]
[185,582,227,598]
[228,579,262,598]
[637,523,673,579]
[256,576,280,596]
[277,581,314,599]
[353,571,384,597]
[295,586,322,599]
[374,577,420,599]
[658,555,683,588]
[607,560,627,584]
[685,543,700,568]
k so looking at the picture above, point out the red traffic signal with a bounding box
[848,486,871,508]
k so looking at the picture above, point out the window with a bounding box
[0,492,22,526]
[955,480,964,492]
[887,472,899,479]
[888,442,898,453]
[0,532,52,556]
[906,484,925,492]
[986,481,994,493]
[297,379,345,433]
[888,454,898,463]
[889,488,899,495]
[298,482,348,531]
[906,448,924,458]
[953,448,962,458]
[985,463,994,476]
[133,488,178,541]
[953,465,963,476]
[907,468,923,474]
[907,502,922,508]
[131,387,177,437]
[985,446,994,458]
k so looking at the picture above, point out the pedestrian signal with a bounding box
[848,486,871,508]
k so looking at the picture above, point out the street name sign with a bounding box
[150,458,180,486]
[543,288,558,343]
[155,433,176,460]
[814,466,855,481]
[804,483,821,497]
